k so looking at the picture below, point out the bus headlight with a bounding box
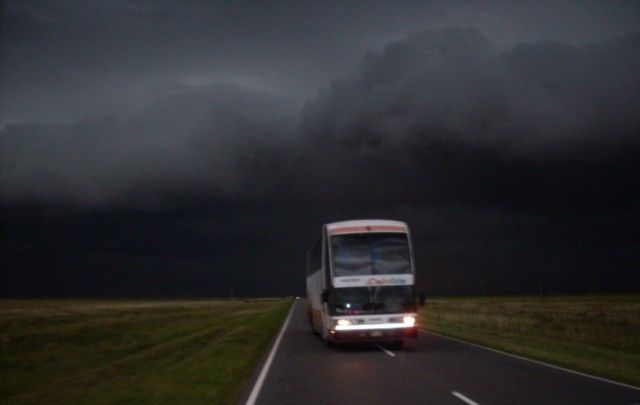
[402,316,416,326]
[336,319,352,327]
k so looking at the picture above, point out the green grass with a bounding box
[0,298,292,404]
[419,295,640,387]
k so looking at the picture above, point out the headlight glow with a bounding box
[336,319,352,327]
[402,316,416,326]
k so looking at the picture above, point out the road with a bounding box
[239,300,640,404]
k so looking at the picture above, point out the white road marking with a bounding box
[245,301,296,405]
[452,391,479,405]
[375,344,396,357]
[421,329,640,392]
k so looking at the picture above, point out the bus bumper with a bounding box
[328,326,418,343]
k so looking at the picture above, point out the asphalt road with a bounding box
[240,300,640,405]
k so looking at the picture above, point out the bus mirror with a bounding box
[321,290,329,303]
[418,292,426,306]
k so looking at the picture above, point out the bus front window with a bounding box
[331,233,411,277]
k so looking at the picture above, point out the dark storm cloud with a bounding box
[3,0,433,123]
[4,29,639,210]
[293,28,640,211]
[3,0,639,124]
[1,84,297,205]
[2,2,640,297]
[303,28,640,151]
[3,28,639,218]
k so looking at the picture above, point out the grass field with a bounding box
[419,295,640,387]
[0,298,292,404]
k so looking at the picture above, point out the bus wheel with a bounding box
[326,339,334,347]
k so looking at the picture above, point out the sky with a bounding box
[1,0,639,297]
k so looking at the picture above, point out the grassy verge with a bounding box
[0,298,292,404]
[419,295,640,387]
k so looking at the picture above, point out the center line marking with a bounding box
[375,344,396,357]
[452,391,479,405]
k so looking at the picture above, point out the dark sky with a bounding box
[2,1,639,297]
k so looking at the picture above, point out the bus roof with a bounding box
[325,219,408,236]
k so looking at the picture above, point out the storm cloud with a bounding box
[4,28,640,208]
[1,84,297,205]
[2,3,639,297]
[293,28,640,212]
[305,29,640,151]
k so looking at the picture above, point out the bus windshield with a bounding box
[331,233,412,277]
[332,285,415,315]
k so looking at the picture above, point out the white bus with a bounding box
[306,219,418,346]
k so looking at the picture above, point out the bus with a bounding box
[306,219,418,346]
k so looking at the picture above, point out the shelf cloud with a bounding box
[2,2,639,297]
